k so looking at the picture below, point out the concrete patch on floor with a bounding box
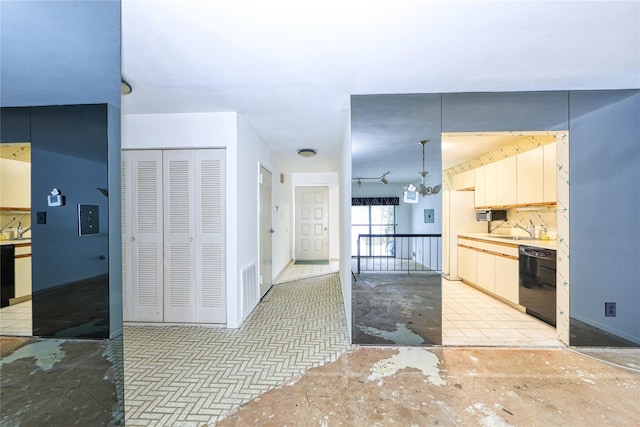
[0,339,65,371]
[216,346,640,427]
[465,402,513,427]
[358,323,425,345]
[367,347,446,386]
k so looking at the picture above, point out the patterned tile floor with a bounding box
[123,272,350,426]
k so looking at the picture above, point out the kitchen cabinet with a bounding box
[457,236,520,306]
[453,169,475,191]
[495,256,519,304]
[476,251,496,293]
[14,243,31,299]
[474,167,485,207]
[122,149,226,324]
[517,147,544,205]
[457,245,467,280]
[496,156,517,206]
[543,142,557,203]
[465,246,477,284]
[0,158,31,209]
[484,163,497,207]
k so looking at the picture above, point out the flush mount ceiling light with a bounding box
[403,140,441,197]
[121,79,132,95]
[297,148,317,157]
[353,171,390,187]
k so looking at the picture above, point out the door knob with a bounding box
[270,228,275,234]
[189,237,194,242]
[131,236,135,241]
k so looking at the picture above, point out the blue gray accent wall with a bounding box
[569,90,640,344]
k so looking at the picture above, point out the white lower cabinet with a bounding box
[122,149,226,324]
[495,256,519,304]
[457,237,519,306]
[476,251,496,293]
[457,246,467,279]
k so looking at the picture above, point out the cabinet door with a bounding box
[126,150,164,322]
[495,256,519,304]
[452,173,464,191]
[474,167,485,207]
[164,150,197,323]
[457,245,467,280]
[463,170,475,189]
[0,158,31,208]
[14,252,31,299]
[496,156,517,206]
[517,148,543,205]
[543,142,557,203]
[484,162,497,207]
[476,251,495,293]
[466,247,477,284]
[194,149,226,324]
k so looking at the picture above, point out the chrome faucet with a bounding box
[18,226,30,239]
[514,221,535,239]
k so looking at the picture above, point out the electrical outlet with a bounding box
[605,302,616,317]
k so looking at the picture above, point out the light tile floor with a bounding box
[442,278,561,347]
[273,259,339,284]
[0,300,32,336]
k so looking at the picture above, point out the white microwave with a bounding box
[476,209,507,221]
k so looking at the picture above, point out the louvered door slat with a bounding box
[128,150,163,322]
[163,150,196,322]
[195,150,226,323]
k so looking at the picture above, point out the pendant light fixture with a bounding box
[403,140,441,197]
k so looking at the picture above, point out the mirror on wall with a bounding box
[350,94,443,346]
[1,0,124,424]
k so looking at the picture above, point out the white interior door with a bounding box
[259,166,273,297]
[194,149,226,323]
[295,186,329,260]
[126,150,164,322]
[163,150,196,322]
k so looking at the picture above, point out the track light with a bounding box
[353,171,390,187]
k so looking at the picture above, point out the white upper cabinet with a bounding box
[474,166,486,207]
[496,156,517,206]
[517,147,544,205]
[452,169,475,191]
[484,162,497,207]
[0,158,30,208]
[543,142,557,203]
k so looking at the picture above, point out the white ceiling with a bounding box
[121,1,639,174]
[2,2,638,175]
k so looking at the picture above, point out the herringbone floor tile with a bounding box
[124,273,349,426]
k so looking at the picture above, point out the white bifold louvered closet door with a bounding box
[122,149,226,324]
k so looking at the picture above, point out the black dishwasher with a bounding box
[519,245,556,327]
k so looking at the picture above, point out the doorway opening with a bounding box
[0,142,32,337]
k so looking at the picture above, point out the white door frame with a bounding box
[258,163,273,298]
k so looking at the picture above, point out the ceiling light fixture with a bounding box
[121,79,132,95]
[297,148,317,157]
[403,140,441,197]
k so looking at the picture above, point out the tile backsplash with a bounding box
[490,206,557,238]
[0,212,31,239]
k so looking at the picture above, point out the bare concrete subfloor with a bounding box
[216,346,640,426]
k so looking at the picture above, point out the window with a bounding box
[351,205,397,256]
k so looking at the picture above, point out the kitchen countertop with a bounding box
[458,232,557,250]
[0,238,31,246]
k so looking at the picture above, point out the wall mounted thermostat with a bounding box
[78,204,99,235]
[47,188,65,207]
